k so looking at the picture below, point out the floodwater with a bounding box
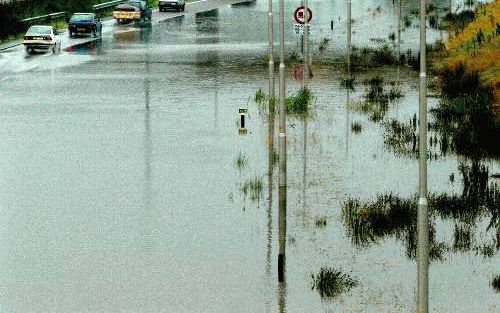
[0,0,499,312]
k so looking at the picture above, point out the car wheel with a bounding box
[52,44,56,53]
[182,4,185,11]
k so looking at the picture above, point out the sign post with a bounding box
[294,6,312,24]
[294,6,313,83]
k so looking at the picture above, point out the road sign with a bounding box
[294,6,312,24]
[293,23,311,35]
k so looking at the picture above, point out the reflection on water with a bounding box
[113,25,152,43]
[65,38,103,55]
[195,10,220,68]
[278,281,286,313]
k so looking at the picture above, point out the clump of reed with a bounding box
[311,268,358,298]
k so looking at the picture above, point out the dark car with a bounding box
[68,13,102,38]
[159,0,185,12]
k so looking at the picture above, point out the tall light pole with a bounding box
[267,0,275,285]
[268,0,274,101]
[417,0,429,311]
[277,0,287,283]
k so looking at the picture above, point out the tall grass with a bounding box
[311,268,357,298]
[432,63,500,158]
[241,176,264,202]
[285,87,314,115]
[440,1,500,105]
[341,162,500,260]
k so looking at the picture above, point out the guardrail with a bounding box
[92,0,128,11]
[21,11,66,23]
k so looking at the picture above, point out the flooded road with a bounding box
[0,0,499,312]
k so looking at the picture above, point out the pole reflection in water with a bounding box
[302,117,307,213]
[142,28,154,263]
[278,172,287,283]
[144,25,152,199]
[397,0,401,82]
[347,0,351,76]
[143,106,152,208]
[265,72,275,313]
[345,0,351,155]
[214,90,218,130]
[278,281,287,313]
[345,86,350,155]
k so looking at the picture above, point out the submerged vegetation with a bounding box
[286,87,314,115]
[318,37,330,52]
[253,87,314,117]
[255,88,266,104]
[234,152,248,170]
[342,161,500,260]
[241,176,264,202]
[349,45,419,71]
[492,275,500,293]
[351,122,362,134]
[383,119,418,158]
[315,217,327,228]
[350,76,403,123]
[340,76,356,90]
[311,268,357,299]
[432,64,500,159]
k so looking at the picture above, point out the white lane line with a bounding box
[0,77,9,82]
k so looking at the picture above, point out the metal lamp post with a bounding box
[417,0,429,311]
[277,0,287,283]
[268,0,274,100]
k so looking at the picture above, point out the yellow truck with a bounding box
[113,0,152,23]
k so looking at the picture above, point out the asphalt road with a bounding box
[0,0,255,52]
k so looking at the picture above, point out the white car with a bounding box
[23,25,62,54]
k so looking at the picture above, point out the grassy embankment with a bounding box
[439,0,499,110]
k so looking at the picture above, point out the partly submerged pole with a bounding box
[277,0,287,283]
[417,0,429,311]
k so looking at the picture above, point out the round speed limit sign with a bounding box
[294,6,313,24]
